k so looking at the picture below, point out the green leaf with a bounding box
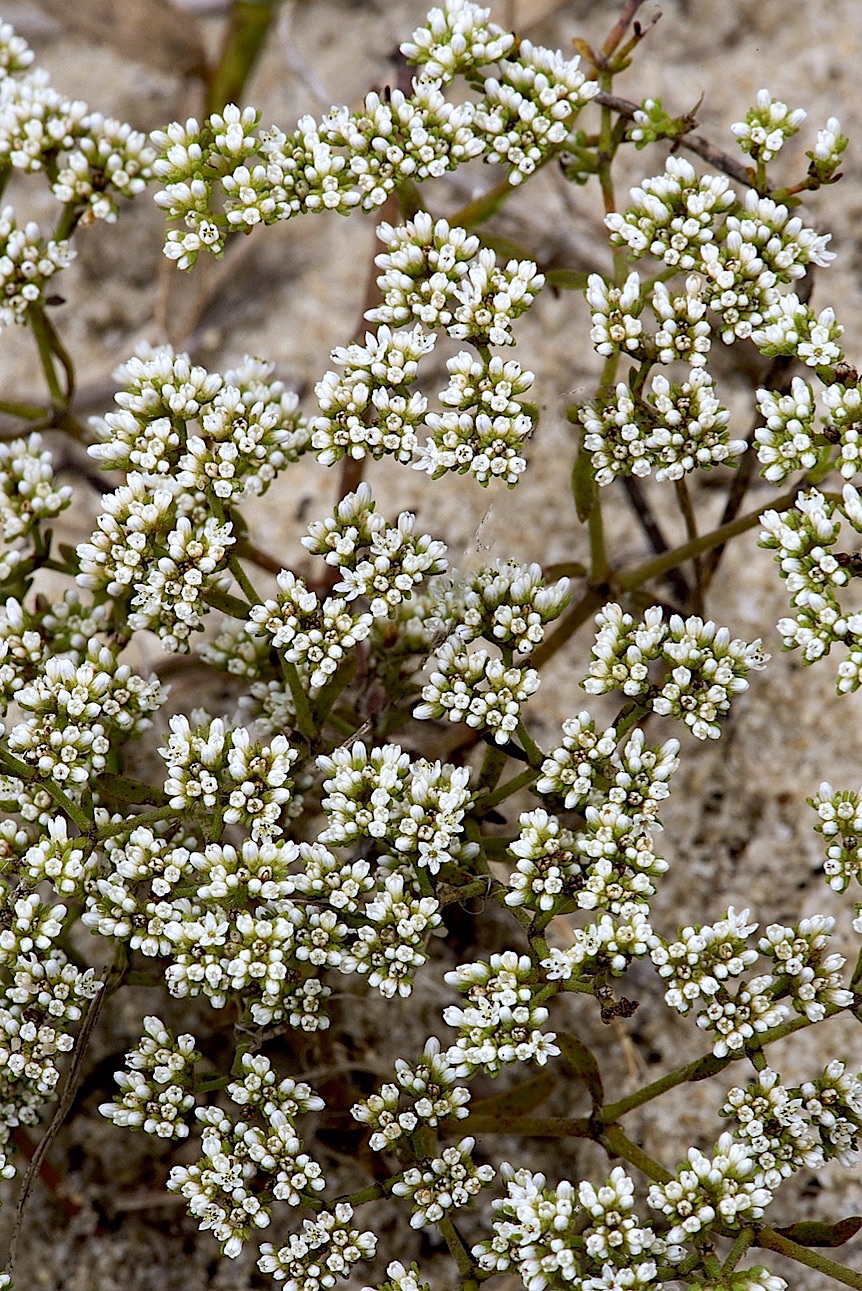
[775,1217,862,1248]
[468,1070,557,1119]
[452,180,514,230]
[556,1031,603,1107]
[203,586,253,619]
[98,773,168,807]
[572,440,596,523]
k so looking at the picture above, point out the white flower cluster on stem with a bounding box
[584,603,767,740]
[760,485,862,685]
[151,8,595,267]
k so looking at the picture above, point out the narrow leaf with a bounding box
[99,773,168,807]
[572,439,596,522]
[556,1031,603,1106]
[468,1070,556,1119]
[775,1217,862,1248]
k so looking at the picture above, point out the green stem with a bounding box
[40,782,95,833]
[722,1226,755,1274]
[0,399,47,420]
[476,741,508,794]
[282,659,316,744]
[228,549,263,607]
[53,201,84,243]
[335,1181,388,1208]
[758,1227,862,1289]
[477,765,539,812]
[589,481,608,583]
[206,0,286,115]
[27,305,67,405]
[515,720,544,768]
[95,804,179,839]
[602,1010,830,1122]
[311,653,358,731]
[437,1216,478,1282]
[599,1122,672,1183]
[615,480,809,593]
[0,744,92,832]
[450,175,514,230]
[235,534,286,575]
[674,476,702,613]
[203,585,254,620]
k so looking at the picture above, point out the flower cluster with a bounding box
[89,346,309,499]
[809,781,862,892]
[153,5,596,267]
[586,271,644,358]
[392,1137,495,1227]
[650,907,789,1057]
[797,1059,862,1167]
[414,638,541,743]
[443,951,560,1076]
[0,208,74,328]
[602,152,835,365]
[647,1133,773,1243]
[7,647,163,788]
[318,741,475,874]
[445,559,571,653]
[758,915,853,1022]
[580,368,744,485]
[0,893,101,1180]
[751,293,843,368]
[583,603,767,740]
[474,1163,663,1289]
[0,432,72,542]
[258,1203,377,1288]
[0,25,155,221]
[757,369,862,482]
[351,1037,470,1152]
[605,157,735,271]
[419,351,536,486]
[2,6,862,1287]
[721,1056,862,1224]
[365,1263,432,1291]
[167,1053,326,1259]
[537,716,679,820]
[99,1015,200,1140]
[159,715,297,840]
[248,570,372,692]
[507,798,668,930]
[473,41,598,186]
[759,485,862,684]
[543,908,657,983]
[806,115,848,184]
[721,1067,825,1187]
[400,0,515,82]
[731,90,806,166]
[311,325,434,467]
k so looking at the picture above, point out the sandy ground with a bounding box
[1,1,861,1286]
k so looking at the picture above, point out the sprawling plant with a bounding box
[0,2,859,1287]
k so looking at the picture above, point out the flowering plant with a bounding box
[0,2,859,1288]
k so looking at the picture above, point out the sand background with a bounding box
[0,1,861,1286]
